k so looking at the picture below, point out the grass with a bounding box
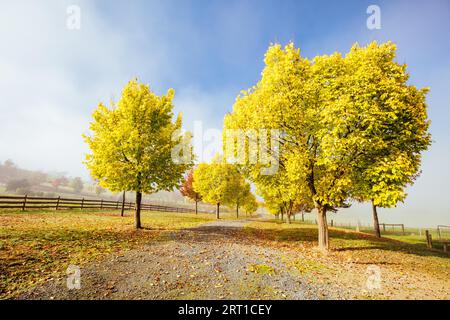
[244,219,450,257]
[292,259,330,275]
[242,219,450,299]
[247,263,276,275]
[335,224,449,251]
[0,208,216,299]
[2,210,448,300]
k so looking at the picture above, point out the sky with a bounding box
[0,0,449,227]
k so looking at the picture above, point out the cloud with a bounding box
[0,1,172,178]
[173,86,237,162]
[0,1,242,177]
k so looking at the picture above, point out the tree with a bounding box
[253,172,303,224]
[71,177,84,194]
[51,179,61,191]
[180,169,202,214]
[95,184,106,196]
[242,192,258,216]
[353,152,427,237]
[224,171,252,219]
[3,159,15,168]
[192,160,238,219]
[84,79,193,229]
[223,42,430,250]
[52,176,69,191]
[293,202,314,222]
[346,43,431,237]
[6,179,30,193]
[0,160,18,183]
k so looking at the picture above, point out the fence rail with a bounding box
[0,194,206,214]
[380,223,405,235]
[437,225,450,240]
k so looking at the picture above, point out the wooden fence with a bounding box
[425,229,449,252]
[380,223,405,235]
[0,194,205,214]
[437,225,450,240]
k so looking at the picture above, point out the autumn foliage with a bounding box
[180,169,202,214]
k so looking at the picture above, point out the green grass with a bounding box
[292,259,330,275]
[0,209,216,299]
[334,224,449,251]
[247,263,276,275]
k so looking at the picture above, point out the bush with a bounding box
[6,179,30,193]
[15,187,31,195]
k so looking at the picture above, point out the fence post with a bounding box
[56,196,60,210]
[22,194,27,211]
[100,199,103,210]
[437,227,441,239]
[425,230,432,249]
[81,198,84,210]
[402,224,405,235]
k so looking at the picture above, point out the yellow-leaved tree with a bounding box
[224,173,253,219]
[242,192,258,216]
[345,43,431,237]
[193,157,251,219]
[83,79,193,229]
[224,42,431,250]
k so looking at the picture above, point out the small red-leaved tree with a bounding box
[180,169,202,214]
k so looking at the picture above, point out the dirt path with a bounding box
[20,219,349,300]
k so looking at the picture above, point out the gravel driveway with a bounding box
[20,219,345,300]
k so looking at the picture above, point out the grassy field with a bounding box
[241,220,450,299]
[0,209,221,299]
[1,210,448,300]
[330,224,448,251]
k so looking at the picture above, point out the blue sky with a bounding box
[0,0,449,226]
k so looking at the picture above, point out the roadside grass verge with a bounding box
[0,209,215,299]
[242,220,449,299]
[247,219,449,255]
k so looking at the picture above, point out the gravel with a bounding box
[20,219,347,300]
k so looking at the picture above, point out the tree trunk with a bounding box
[287,201,293,224]
[302,212,304,222]
[121,191,126,217]
[135,191,142,229]
[195,200,198,215]
[236,203,239,219]
[372,200,381,238]
[216,203,220,219]
[317,206,329,250]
